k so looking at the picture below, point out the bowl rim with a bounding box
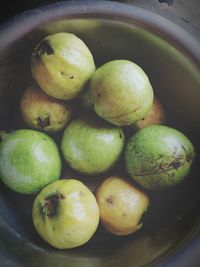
[0,0,200,68]
[0,1,200,267]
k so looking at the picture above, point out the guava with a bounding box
[20,84,73,132]
[0,129,61,194]
[31,32,96,100]
[32,179,99,249]
[125,125,195,190]
[61,114,125,175]
[132,97,166,130]
[89,60,154,126]
[96,176,149,235]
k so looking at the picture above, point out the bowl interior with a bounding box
[0,15,200,267]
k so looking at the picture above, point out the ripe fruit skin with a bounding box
[0,129,61,194]
[96,176,149,235]
[20,85,73,132]
[89,60,154,126]
[125,125,195,190]
[31,32,95,100]
[32,179,100,249]
[61,115,125,175]
[132,97,166,129]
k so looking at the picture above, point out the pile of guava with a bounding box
[0,32,195,249]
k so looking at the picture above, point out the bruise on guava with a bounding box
[125,125,195,190]
[20,85,73,132]
[36,115,50,129]
[105,195,115,207]
[132,145,194,178]
[41,193,65,218]
[32,40,54,59]
[31,32,96,100]
[32,179,100,249]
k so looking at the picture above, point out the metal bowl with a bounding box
[0,1,200,266]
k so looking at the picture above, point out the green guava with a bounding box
[0,129,61,194]
[20,84,73,132]
[31,32,96,100]
[32,179,99,249]
[96,176,149,236]
[89,60,154,126]
[125,125,195,190]
[61,115,125,175]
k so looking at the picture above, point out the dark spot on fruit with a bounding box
[169,160,183,169]
[123,213,127,217]
[106,196,114,207]
[41,194,65,218]
[69,76,74,79]
[37,116,50,128]
[119,131,123,140]
[32,40,54,59]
